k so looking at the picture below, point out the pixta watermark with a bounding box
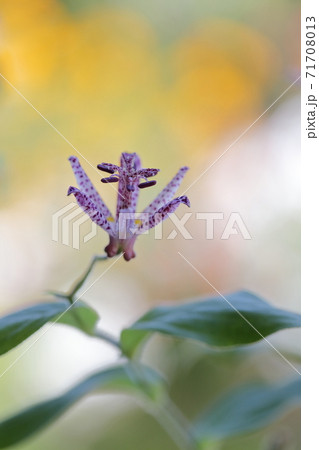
[52,205,251,249]
[52,202,97,249]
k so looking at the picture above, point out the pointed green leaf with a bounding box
[120,291,301,356]
[0,363,165,448]
[194,378,300,443]
[0,300,99,355]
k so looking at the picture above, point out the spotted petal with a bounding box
[142,167,189,215]
[116,153,142,217]
[67,187,114,236]
[138,195,190,232]
[69,156,114,223]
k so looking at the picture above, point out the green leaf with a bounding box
[0,362,165,448]
[56,300,99,335]
[194,378,301,443]
[0,300,99,355]
[120,291,301,356]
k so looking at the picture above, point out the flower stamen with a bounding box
[101,176,119,183]
[97,163,119,174]
[138,180,157,189]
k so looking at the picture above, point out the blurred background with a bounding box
[0,0,300,449]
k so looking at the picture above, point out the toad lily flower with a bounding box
[67,153,190,261]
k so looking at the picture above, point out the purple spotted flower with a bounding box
[67,153,190,261]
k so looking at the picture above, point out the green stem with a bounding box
[131,365,199,449]
[67,254,108,302]
[94,328,121,350]
[150,401,199,450]
[67,255,121,350]
[49,255,121,350]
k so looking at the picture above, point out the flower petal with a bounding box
[67,186,114,235]
[116,153,141,217]
[142,167,189,215]
[69,156,114,222]
[139,195,190,232]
